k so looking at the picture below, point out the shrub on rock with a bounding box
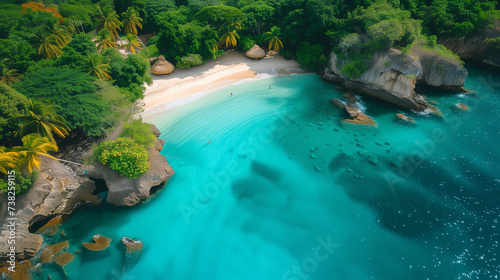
[93,137,150,179]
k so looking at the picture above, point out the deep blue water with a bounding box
[33,66,500,280]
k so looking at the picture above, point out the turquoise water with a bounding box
[34,66,499,279]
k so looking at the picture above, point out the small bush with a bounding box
[489,37,500,50]
[176,54,203,69]
[93,137,150,179]
[427,35,437,48]
[146,44,161,58]
[420,44,464,66]
[0,171,37,195]
[340,52,371,79]
[238,36,255,52]
[340,62,364,78]
[120,119,156,149]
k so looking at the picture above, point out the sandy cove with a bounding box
[141,51,302,118]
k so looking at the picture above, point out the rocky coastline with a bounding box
[322,48,468,114]
[0,125,174,267]
[440,20,500,68]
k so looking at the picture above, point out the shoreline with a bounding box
[141,51,303,121]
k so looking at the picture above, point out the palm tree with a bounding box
[15,100,70,143]
[80,54,112,80]
[219,30,240,49]
[49,24,72,48]
[69,19,85,34]
[122,34,143,53]
[14,134,58,173]
[32,31,62,59]
[263,26,284,52]
[0,146,19,175]
[1,59,23,85]
[95,7,122,41]
[96,29,117,52]
[121,7,143,35]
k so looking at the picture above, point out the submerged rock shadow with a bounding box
[333,155,458,239]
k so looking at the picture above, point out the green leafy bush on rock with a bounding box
[93,137,150,179]
[120,119,156,149]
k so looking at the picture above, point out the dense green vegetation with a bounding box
[0,1,157,193]
[0,171,37,195]
[93,137,151,179]
[0,83,29,144]
[120,119,156,149]
[0,0,498,73]
[0,0,499,194]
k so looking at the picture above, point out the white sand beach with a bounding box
[141,50,302,119]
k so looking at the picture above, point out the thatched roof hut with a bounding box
[151,55,175,75]
[245,44,266,59]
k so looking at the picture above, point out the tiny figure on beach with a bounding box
[231,93,233,96]
[269,85,271,89]
[206,141,211,145]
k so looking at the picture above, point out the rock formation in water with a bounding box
[0,157,100,265]
[322,48,468,112]
[396,114,416,124]
[85,128,174,207]
[0,125,173,264]
[331,93,377,126]
[82,234,112,251]
[440,20,500,68]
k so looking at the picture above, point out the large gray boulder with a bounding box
[0,157,100,263]
[323,48,468,112]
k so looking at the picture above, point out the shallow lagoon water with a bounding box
[36,67,500,279]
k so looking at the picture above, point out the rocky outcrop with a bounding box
[0,157,100,265]
[121,237,143,253]
[331,93,377,126]
[39,241,69,263]
[82,234,111,251]
[0,260,32,280]
[396,114,416,124]
[323,48,468,112]
[85,135,174,207]
[456,103,470,111]
[440,20,500,68]
[0,125,174,263]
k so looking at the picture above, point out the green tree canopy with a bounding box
[0,36,37,74]
[13,67,112,136]
[0,83,29,145]
[58,3,95,33]
[296,42,327,71]
[151,21,219,63]
[241,1,275,36]
[0,4,23,39]
[55,33,98,69]
[64,33,97,55]
[196,5,246,34]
